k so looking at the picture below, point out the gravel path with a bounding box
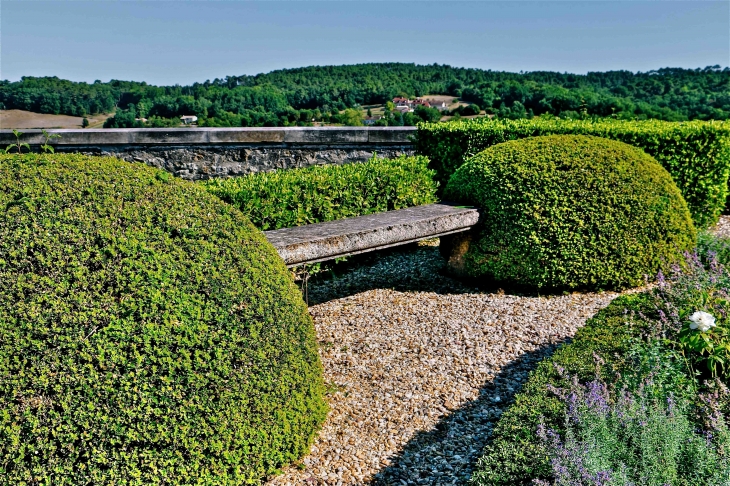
[267,241,622,485]
[711,215,730,238]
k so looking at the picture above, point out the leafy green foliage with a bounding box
[471,252,730,485]
[3,129,30,154]
[417,118,730,228]
[678,316,730,379]
[0,153,327,484]
[202,155,438,230]
[40,129,61,154]
[444,135,696,290]
[335,108,364,126]
[3,64,728,128]
[698,231,730,267]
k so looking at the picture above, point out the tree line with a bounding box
[0,63,727,127]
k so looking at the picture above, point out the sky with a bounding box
[1,0,728,86]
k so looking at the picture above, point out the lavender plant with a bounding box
[537,367,730,486]
[698,231,730,268]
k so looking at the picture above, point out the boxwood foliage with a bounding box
[444,135,696,291]
[202,155,438,230]
[470,292,658,485]
[416,118,730,228]
[0,154,327,484]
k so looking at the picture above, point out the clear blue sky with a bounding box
[2,1,728,86]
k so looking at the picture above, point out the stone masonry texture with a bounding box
[0,127,416,181]
[87,145,413,180]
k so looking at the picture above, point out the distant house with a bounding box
[180,115,198,124]
[426,100,448,111]
[363,115,382,125]
[393,97,440,112]
[393,98,412,113]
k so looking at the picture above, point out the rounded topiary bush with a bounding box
[0,154,327,484]
[443,135,697,290]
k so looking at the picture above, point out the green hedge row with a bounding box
[202,155,438,230]
[469,292,657,485]
[416,119,730,228]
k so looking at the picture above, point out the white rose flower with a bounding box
[689,311,716,332]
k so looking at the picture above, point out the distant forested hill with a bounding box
[1,63,728,127]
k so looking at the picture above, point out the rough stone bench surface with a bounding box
[264,203,480,266]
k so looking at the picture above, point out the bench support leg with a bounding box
[440,231,474,278]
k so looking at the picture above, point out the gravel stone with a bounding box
[266,240,624,485]
[711,214,730,238]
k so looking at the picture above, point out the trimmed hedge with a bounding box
[470,292,658,485]
[202,155,438,230]
[444,135,697,290]
[0,154,327,484]
[416,118,730,228]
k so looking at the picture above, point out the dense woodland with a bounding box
[0,63,728,127]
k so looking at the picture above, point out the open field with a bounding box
[0,109,112,129]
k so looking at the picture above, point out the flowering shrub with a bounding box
[655,250,730,379]
[470,248,730,486]
[470,294,658,485]
[535,252,730,484]
[537,369,730,486]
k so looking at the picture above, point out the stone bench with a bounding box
[264,202,480,267]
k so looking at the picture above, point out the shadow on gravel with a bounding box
[302,243,478,305]
[370,345,557,486]
[302,240,577,484]
[302,240,567,306]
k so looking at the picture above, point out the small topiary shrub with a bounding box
[0,154,327,484]
[444,135,696,290]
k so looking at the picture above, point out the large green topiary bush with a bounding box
[0,154,327,484]
[444,135,697,290]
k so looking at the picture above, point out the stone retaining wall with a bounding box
[0,127,416,180]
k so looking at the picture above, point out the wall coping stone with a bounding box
[0,127,416,146]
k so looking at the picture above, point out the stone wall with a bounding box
[0,127,416,180]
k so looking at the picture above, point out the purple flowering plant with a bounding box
[537,360,730,486]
